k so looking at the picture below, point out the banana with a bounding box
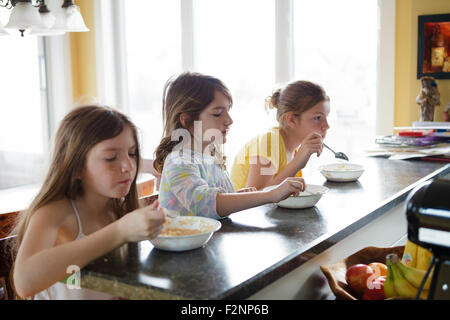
[416,245,433,271]
[391,261,421,298]
[396,261,433,290]
[384,258,398,298]
[402,240,418,268]
[387,253,429,299]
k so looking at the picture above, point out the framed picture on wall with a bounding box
[417,13,450,79]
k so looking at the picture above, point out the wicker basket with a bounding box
[320,246,405,300]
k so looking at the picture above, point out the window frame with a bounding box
[43,0,74,148]
[376,0,396,136]
[94,0,129,113]
[43,35,74,148]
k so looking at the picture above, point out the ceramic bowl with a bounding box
[150,216,221,252]
[264,184,329,209]
[319,163,365,182]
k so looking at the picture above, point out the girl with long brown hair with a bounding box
[154,72,305,219]
[230,80,330,191]
[11,105,165,299]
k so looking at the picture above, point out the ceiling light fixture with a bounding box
[0,0,88,37]
[51,0,88,32]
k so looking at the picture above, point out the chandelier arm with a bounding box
[0,0,13,9]
[31,0,43,8]
[62,0,74,8]
[0,0,43,8]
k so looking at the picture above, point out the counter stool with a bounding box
[0,211,19,239]
[0,235,16,300]
[142,159,161,191]
[0,210,19,300]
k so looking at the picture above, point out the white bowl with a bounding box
[319,163,364,182]
[150,216,221,252]
[264,184,329,209]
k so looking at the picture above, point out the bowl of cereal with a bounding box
[319,163,364,182]
[150,216,222,252]
[263,184,328,209]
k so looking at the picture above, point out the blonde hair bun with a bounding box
[265,89,282,111]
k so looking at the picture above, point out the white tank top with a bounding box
[33,200,116,300]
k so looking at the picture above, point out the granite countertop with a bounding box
[81,157,450,299]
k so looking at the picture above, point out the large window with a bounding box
[123,0,182,160]
[194,0,276,161]
[294,0,378,159]
[0,13,49,190]
[106,0,382,171]
[122,0,275,161]
[118,0,277,162]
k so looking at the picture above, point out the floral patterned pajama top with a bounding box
[158,150,234,220]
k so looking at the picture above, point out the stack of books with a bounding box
[367,122,450,161]
[376,121,450,147]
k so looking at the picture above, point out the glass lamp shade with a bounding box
[4,2,45,30]
[39,11,56,29]
[29,11,59,36]
[52,4,89,32]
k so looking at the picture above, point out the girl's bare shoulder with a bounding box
[31,198,74,227]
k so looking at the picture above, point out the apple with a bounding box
[345,264,374,296]
[362,276,386,300]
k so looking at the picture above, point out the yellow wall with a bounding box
[395,0,450,127]
[70,0,97,105]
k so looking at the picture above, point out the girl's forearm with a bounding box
[216,191,272,217]
[15,221,124,297]
[267,157,304,186]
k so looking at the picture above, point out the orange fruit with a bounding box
[368,262,387,277]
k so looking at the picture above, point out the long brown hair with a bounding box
[10,105,141,254]
[266,80,329,126]
[153,72,233,173]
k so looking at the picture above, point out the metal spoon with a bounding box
[323,143,349,161]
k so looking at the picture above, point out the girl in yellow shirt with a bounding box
[231,80,330,190]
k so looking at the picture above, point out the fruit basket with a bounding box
[320,246,404,300]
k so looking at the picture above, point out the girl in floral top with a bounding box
[153,72,306,219]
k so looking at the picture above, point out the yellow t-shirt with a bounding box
[230,127,302,190]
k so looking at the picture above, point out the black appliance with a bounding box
[406,178,450,300]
